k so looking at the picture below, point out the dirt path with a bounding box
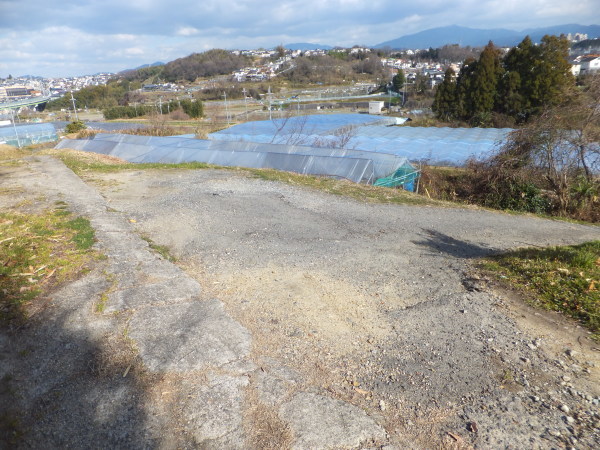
[91,168,600,448]
[2,158,599,448]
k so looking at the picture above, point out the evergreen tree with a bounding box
[392,69,405,93]
[470,42,503,120]
[503,35,574,119]
[497,70,523,119]
[432,68,457,121]
[454,57,478,120]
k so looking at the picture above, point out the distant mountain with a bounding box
[374,24,600,49]
[283,43,333,51]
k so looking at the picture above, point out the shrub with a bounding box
[65,120,86,134]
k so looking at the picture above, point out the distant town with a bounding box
[1,30,599,112]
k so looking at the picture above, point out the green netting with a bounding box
[374,166,420,191]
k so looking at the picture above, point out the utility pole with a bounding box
[159,96,163,114]
[242,88,248,121]
[268,86,272,120]
[11,110,21,148]
[70,91,79,121]
[223,92,230,124]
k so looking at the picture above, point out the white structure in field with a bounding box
[369,101,384,115]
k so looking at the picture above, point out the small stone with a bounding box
[549,429,561,437]
[560,405,570,413]
[520,357,530,363]
[532,396,540,402]
[562,375,572,382]
[379,400,386,411]
[565,416,575,424]
[566,349,577,358]
[533,338,542,347]
[586,394,592,401]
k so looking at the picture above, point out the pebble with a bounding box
[565,416,575,424]
[562,375,572,382]
[560,405,570,413]
[532,396,540,402]
[566,349,577,357]
[549,429,561,437]
[527,343,537,350]
[379,400,387,411]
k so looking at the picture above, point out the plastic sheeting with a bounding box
[56,134,400,183]
[211,114,397,143]
[88,133,410,180]
[209,114,513,165]
[0,123,57,147]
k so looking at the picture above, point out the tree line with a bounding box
[103,98,203,120]
[121,49,251,83]
[432,35,574,125]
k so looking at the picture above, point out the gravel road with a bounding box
[2,157,599,449]
[89,167,599,448]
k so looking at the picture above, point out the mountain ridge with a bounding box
[374,24,600,49]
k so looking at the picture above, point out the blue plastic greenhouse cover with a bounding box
[0,123,57,147]
[56,132,419,183]
[209,114,513,165]
[212,114,396,139]
[56,134,410,183]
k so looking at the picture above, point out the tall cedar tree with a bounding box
[432,68,457,120]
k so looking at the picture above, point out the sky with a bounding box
[0,0,597,78]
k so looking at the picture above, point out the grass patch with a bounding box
[244,167,442,207]
[482,241,600,338]
[141,235,176,262]
[0,209,97,323]
[0,145,31,161]
[41,148,209,175]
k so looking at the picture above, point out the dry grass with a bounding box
[40,148,129,166]
[0,145,30,161]
[243,387,293,450]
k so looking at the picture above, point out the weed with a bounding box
[95,292,109,313]
[0,209,97,324]
[141,235,176,262]
[482,240,600,338]
[65,217,95,250]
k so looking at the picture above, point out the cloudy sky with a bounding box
[0,0,596,78]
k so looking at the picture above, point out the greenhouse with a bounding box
[56,133,417,186]
[0,123,58,147]
[209,114,512,165]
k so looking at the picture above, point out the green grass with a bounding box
[0,209,97,323]
[141,235,176,262]
[482,241,600,338]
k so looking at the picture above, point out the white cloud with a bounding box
[176,27,201,36]
[0,0,597,77]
